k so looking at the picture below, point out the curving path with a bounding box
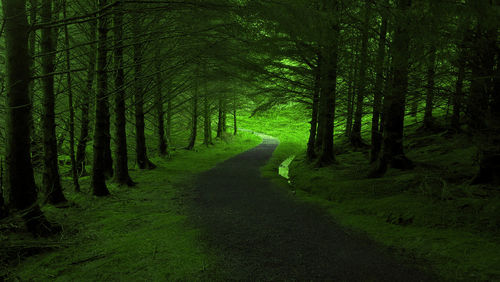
[190,134,436,281]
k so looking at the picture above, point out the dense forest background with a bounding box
[0,0,499,280]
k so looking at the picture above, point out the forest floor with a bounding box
[239,107,500,281]
[3,130,438,281]
[1,132,261,280]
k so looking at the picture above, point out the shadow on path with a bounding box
[190,136,436,281]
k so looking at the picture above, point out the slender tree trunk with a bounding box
[0,157,6,218]
[92,0,111,196]
[76,19,96,176]
[113,1,135,186]
[133,20,156,170]
[370,0,413,177]
[166,87,172,143]
[345,66,355,137]
[307,61,321,160]
[350,1,370,147]
[451,49,465,131]
[187,90,199,150]
[222,95,227,133]
[3,0,55,235]
[41,0,66,204]
[217,95,224,138]
[99,0,113,179]
[370,7,388,163]
[203,89,212,146]
[155,49,168,155]
[63,1,80,192]
[423,44,436,129]
[233,93,237,135]
[29,0,40,166]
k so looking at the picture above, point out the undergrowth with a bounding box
[0,132,262,281]
[241,104,500,281]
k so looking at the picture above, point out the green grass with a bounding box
[2,132,262,281]
[240,104,500,281]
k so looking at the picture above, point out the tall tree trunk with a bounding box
[166,86,172,143]
[452,45,466,131]
[63,1,80,192]
[29,0,40,167]
[92,0,111,196]
[423,44,437,129]
[113,1,135,186]
[100,1,113,179]
[370,0,413,177]
[222,96,227,133]
[233,93,237,135]
[133,19,156,170]
[470,0,500,185]
[41,0,66,205]
[0,158,6,218]
[317,3,340,167]
[467,1,495,131]
[370,6,388,163]
[217,95,224,138]
[350,1,370,147]
[155,48,168,155]
[307,60,321,160]
[76,19,96,176]
[345,62,356,137]
[187,90,199,150]
[2,0,55,235]
[203,89,212,146]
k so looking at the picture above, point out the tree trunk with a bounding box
[3,0,55,235]
[370,0,413,177]
[41,0,66,205]
[76,19,96,177]
[350,1,370,147]
[423,44,436,129]
[133,19,156,170]
[92,0,111,196]
[451,47,465,131]
[317,3,340,167]
[113,1,135,186]
[307,60,321,160]
[233,93,237,136]
[217,95,224,138]
[155,49,168,155]
[166,87,172,143]
[370,7,388,163]
[467,3,496,131]
[203,89,213,146]
[63,1,80,192]
[222,96,227,133]
[470,0,499,185]
[345,62,355,138]
[29,0,40,167]
[187,90,199,150]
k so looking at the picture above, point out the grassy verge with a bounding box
[1,132,262,281]
[240,107,500,281]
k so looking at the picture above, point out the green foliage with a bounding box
[2,132,262,280]
[247,105,500,281]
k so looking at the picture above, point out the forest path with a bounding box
[190,134,435,281]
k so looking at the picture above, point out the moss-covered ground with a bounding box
[239,105,500,281]
[1,132,262,281]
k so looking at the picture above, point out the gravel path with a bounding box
[191,136,436,281]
